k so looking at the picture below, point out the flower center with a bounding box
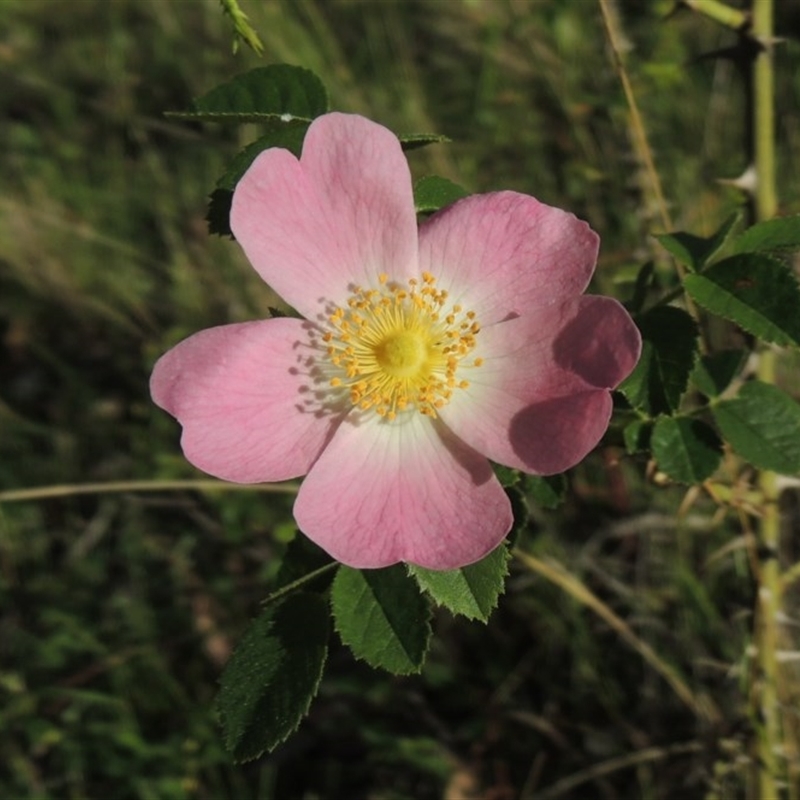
[375,332,427,378]
[321,272,483,420]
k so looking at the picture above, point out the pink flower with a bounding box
[150,113,641,570]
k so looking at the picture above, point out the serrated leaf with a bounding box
[217,592,329,762]
[398,133,450,151]
[171,65,329,124]
[655,212,740,271]
[492,463,520,488]
[618,306,699,415]
[691,350,747,397]
[623,419,653,454]
[712,381,800,474]
[207,188,234,237]
[730,215,800,255]
[413,175,469,214]
[272,534,333,596]
[627,262,656,314]
[331,565,431,675]
[651,417,723,483]
[525,474,567,509]
[506,485,529,547]
[685,254,800,346]
[409,543,509,622]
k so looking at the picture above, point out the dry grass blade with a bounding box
[528,740,704,800]
[0,479,300,503]
[513,549,722,724]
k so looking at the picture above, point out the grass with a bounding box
[2,0,800,797]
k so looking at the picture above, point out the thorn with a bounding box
[718,165,757,195]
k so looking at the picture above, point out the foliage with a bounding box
[2,1,800,798]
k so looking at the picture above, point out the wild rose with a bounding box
[150,113,641,570]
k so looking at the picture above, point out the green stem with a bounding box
[750,1,784,796]
[261,562,337,607]
[680,0,749,30]
[756,424,783,798]
[753,0,777,221]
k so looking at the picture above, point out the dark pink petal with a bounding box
[293,413,512,569]
[439,295,641,474]
[230,113,418,319]
[418,191,599,326]
[150,319,342,483]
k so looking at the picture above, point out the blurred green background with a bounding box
[2,1,800,798]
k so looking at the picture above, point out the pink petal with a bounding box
[439,295,641,474]
[418,191,599,326]
[150,318,342,483]
[293,413,512,569]
[230,113,418,319]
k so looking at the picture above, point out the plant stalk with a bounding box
[680,0,749,30]
[752,0,776,221]
[750,0,784,796]
[0,479,299,503]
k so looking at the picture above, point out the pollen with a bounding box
[322,275,482,420]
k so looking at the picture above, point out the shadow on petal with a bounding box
[509,392,611,475]
[551,298,640,389]
[433,418,497,487]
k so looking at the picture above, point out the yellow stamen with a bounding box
[322,274,482,419]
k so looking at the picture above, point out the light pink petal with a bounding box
[230,113,418,319]
[150,318,342,483]
[294,413,512,569]
[418,191,599,326]
[439,295,641,474]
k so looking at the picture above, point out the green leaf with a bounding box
[684,254,800,347]
[651,417,723,483]
[492,464,520,488]
[504,485,529,548]
[655,212,740,271]
[413,175,469,214]
[627,262,656,314]
[217,592,329,762]
[618,306,699,415]
[730,215,800,255]
[409,543,510,622]
[691,350,747,398]
[170,64,329,123]
[272,534,333,596]
[207,188,234,237]
[331,565,431,674]
[525,473,567,509]
[712,380,800,474]
[623,419,653,454]
[398,133,450,151]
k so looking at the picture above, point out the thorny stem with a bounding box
[749,0,785,796]
[752,0,776,222]
[755,383,784,799]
